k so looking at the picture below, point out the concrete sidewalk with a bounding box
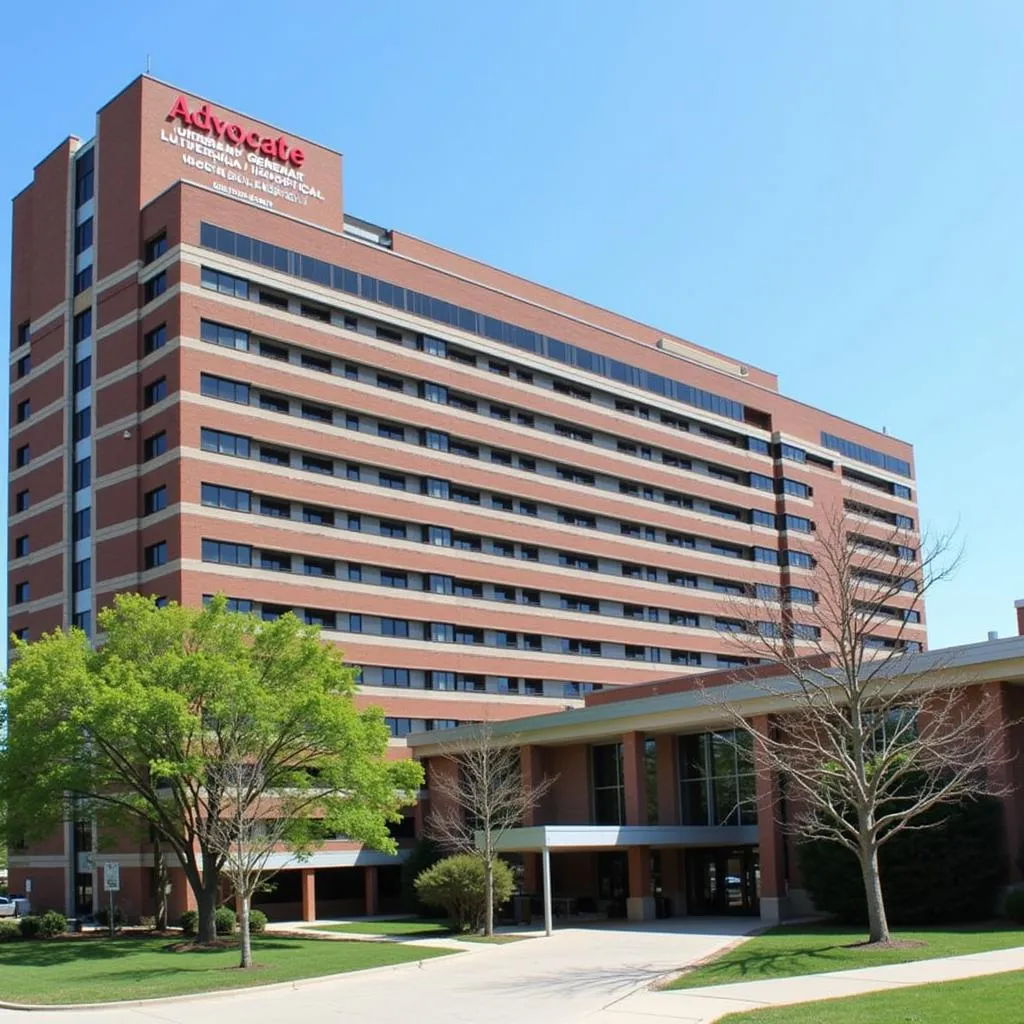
[604,945,1024,1023]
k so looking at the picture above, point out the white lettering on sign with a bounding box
[159,125,325,211]
[103,862,120,892]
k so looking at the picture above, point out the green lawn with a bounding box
[718,971,1024,1022]
[314,918,451,937]
[0,935,453,1006]
[669,922,1024,989]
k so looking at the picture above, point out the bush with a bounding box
[95,906,123,928]
[138,915,156,930]
[214,906,236,935]
[401,837,443,916]
[414,854,515,933]
[36,910,67,938]
[1004,888,1024,923]
[0,919,21,941]
[179,910,199,936]
[799,795,1006,925]
[247,908,267,935]
[18,915,41,939]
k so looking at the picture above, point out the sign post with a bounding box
[103,863,120,938]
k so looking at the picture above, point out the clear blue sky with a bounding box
[1,2,1020,649]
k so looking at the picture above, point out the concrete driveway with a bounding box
[0,918,758,1024]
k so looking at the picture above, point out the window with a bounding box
[781,478,810,499]
[200,320,249,351]
[75,148,94,205]
[144,324,167,353]
[592,743,625,825]
[144,232,168,263]
[750,472,773,492]
[301,402,331,423]
[346,414,360,431]
[143,431,167,460]
[260,340,288,361]
[376,373,403,392]
[670,611,699,627]
[454,580,482,598]
[144,486,167,515]
[428,574,454,595]
[15,490,30,512]
[518,545,539,561]
[73,356,91,391]
[201,428,249,458]
[14,320,29,349]
[348,564,363,581]
[381,570,408,588]
[679,730,756,827]
[299,302,329,323]
[72,408,90,442]
[14,582,30,604]
[260,393,289,414]
[348,613,362,632]
[490,449,513,466]
[201,483,251,511]
[16,399,30,423]
[201,266,249,299]
[304,609,336,629]
[74,266,93,295]
[15,445,29,468]
[427,526,452,546]
[259,498,291,519]
[201,540,252,565]
[783,514,812,533]
[16,353,31,379]
[14,535,29,558]
[302,506,333,526]
[75,218,95,255]
[259,289,288,310]
[450,440,479,459]
[200,373,248,404]
[347,513,361,531]
[143,273,167,302]
[72,457,91,491]
[753,546,779,565]
[302,454,334,476]
[380,472,406,491]
[380,521,406,539]
[381,618,409,638]
[672,650,702,666]
[378,422,405,441]
[70,507,90,542]
[382,668,410,688]
[258,445,288,466]
[452,486,480,505]
[518,500,537,517]
[751,509,776,529]
[73,558,91,590]
[144,542,167,569]
[301,353,331,372]
[785,550,814,569]
[303,558,335,578]
[669,572,698,588]
[778,443,806,463]
[143,377,167,407]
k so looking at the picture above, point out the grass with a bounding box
[314,918,451,937]
[0,934,453,1006]
[718,971,1024,1022]
[668,922,1024,989]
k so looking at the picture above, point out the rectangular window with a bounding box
[15,444,29,468]
[750,472,774,491]
[144,542,168,569]
[678,730,756,827]
[592,743,625,825]
[73,457,91,490]
[201,483,251,512]
[144,232,168,264]
[260,393,289,414]
[202,540,252,566]
[780,478,810,499]
[75,148,94,205]
[302,454,334,476]
[200,320,249,351]
[259,497,291,519]
[143,273,167,302]
[73,558,91,591]
[785,550,813,569]
[381,570,408,588]
[200,373,249,404]
[16,399,30,423]
[380,472,406,490]
[381,618,410,638]
[15,321,30,349]
[72,408,90,442]
[200,428,250,458]
[378,422,404,441]
[260,551,291,572]
[143,431,167,460]
[73,507,91,540]
[751,509,776,528]
[14,582,30,604]
[302,505,334,526]
[301,402,332,423]
[260,340,288,361]
[16,353,31,379]
[301,352,331,373]
[201,266,249,299]
[15,490,30,512]
[380,521,406,539]
[74,266,93,295]
[73,356,91,391]
[382,669,410,688]
[144,487,167,515]
[14,535,29,558]
[75,218,93,254]
[143,377,167,407]
[303,558,335,578]
[783,514,812,533]
[144,324,167,353]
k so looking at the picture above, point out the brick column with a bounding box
[300,868,316,923]
[626,846,655,920]
[656,735,679,824]
[364,866,379,916]
[985,682,1023,883]
[621,732,647,825]
[520,745,546,825]
[753,714,788,923]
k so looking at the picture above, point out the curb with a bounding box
[0,946,459,1013]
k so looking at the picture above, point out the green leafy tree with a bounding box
[1,594,422,946]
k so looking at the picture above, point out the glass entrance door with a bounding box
[686,847,759,915]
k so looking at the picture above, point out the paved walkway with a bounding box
[1,921,1019,1023]
[614,945,1024,1023]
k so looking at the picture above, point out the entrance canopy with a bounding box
[487,824,759,853]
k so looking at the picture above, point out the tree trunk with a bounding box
[239,894,253,969]
[484,859,494,937]
[196,878,219,945]
[860,843,891,944]
[153,837,168,931]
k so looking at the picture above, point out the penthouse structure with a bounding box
[8,77,922,919]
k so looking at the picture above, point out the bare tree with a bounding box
[204,763,294,968]
[706,501,1010,944]
[425,723,556,936]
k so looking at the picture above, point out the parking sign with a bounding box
[103,862,120,892]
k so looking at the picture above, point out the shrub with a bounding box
[95,906,123,928]
[138,915,156,931]
[214,906,236,935]
[36,910,67,938]
[0,919,21,941]
[401,837,443,916]
[1005,888,1024,924]
[179,910,199,937]
[18,915,41,939]
[799,794,1006,925]
[248,908,267,935]
[414,854,515,933]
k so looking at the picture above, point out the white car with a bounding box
[0,896,29,918]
